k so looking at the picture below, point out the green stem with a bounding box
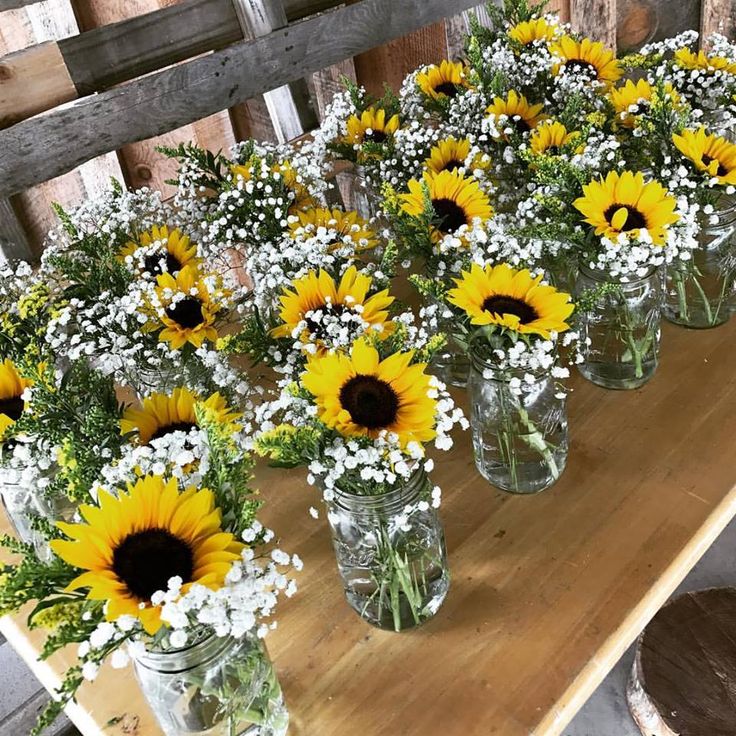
[518,407,560,480]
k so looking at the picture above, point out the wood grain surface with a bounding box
[628,587,736,736]
[571,0,617,47]
[701,0,736,39]
[2,318,736,736]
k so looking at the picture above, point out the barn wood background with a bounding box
[0,0,731,261]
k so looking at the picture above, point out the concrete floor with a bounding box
[1,518,734,736]
[565,516,736,736]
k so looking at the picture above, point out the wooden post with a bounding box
[0,1,122,255]
[701,0,736,40]
[0,198,32,262]
[570,0,617,47]
[231,0,313,142]
[627,588,736,736]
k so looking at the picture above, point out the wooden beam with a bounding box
[570,0,616,47]
[0,0,341,128]
[0,198,33,262]
[700,0,736,39]
[0,0,481,197]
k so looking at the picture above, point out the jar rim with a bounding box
[579,262,658,283]
[331,468,428,514]
[134,628,236,673]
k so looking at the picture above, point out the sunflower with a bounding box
[301,339,437,447]
[416,60,471,101]
[153,266,221,349]
[486,91,546,137]
[573,171,680,245]
[0,359,31,441]
[400,170,494,241]
[672,127,736,186]
[119,225,199,277]
[343,108,400,147]
[121,387,240,445]
[425,137,471,174]
[50,474,244,634]
[508,17,559,45]
[271,266,394,347]
[529,121,579,155]
[674,48,736,75]
[551,36,623,84]
[288,208,378,252]
[447,263,574,338]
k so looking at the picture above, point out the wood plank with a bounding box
[61,0,242,96]
[0,0,482,197]
[570,0,616,47]
[0,41,76,128]
[3,320,736,736]
[0,0,123,255]
[0,198,33,261]
[700,0,736,39]
[0,0,43,10]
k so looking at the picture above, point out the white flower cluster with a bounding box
[76,524,300,680]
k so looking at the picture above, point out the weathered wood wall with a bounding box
[0,0,724,259]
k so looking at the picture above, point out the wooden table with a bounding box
[3,319,736,736]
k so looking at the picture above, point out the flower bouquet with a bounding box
[444,262,577,493]
[254,336,466,631]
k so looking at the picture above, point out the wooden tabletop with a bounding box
[3,318,736,736]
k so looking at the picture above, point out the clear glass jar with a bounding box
[127,363,189,399]
[133,630,288,736]
[663,196,736,329]
[326,470,449,632]
[427,299,469,389]
[542,250,580,298]
[467,350,568,494]
[342,165,380,220]
[0,465,39,546]
[576,265,662,390]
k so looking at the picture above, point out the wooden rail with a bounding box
[0,0,480,198]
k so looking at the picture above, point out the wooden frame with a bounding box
[0,0,480,198]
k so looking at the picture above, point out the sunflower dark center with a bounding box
[112,528,194,602]
[0,396,24,421]
[435,82,461,98]
[339,375,400,430]
[440,158,465,172]
[564,59,598,77]
[165,297,205,329]
[702,154,729,177]
[630,102,649,116]
[150,421,197,442]
[603,204,647,231]
[305,303,348,340]
[144,251,183,277]
[364,129,387,143]
[481,295,539,324]
[513,117,532,133]
[432,197,468,234]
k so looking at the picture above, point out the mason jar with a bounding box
[132,630,288,736]
[427,299,469,389]
[341,165,381,220]
[0,465,39,546]
[576,265,662,390]
[326,470,449,632]
[127,362,189,399]
[467,349,568,494]
[663,196,736,328]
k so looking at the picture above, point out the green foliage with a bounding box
[254,424,323,469]
[158,141,229,189]
[220,308,277,367]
